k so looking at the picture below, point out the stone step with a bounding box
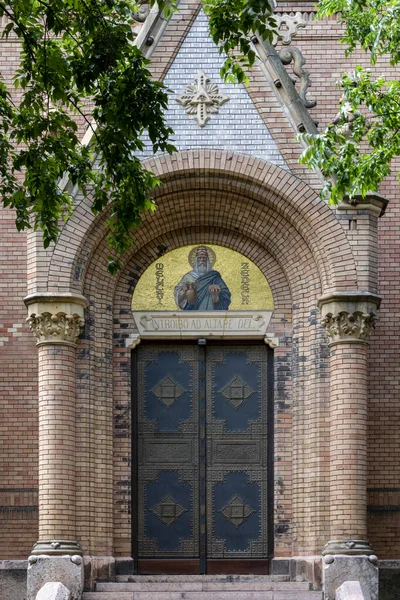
[97,582,311,592]
[115,575,290,583]
[84,591,323,600]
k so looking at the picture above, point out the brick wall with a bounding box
[0,210,38,559]
[1,0,400,563]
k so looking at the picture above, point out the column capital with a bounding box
[318,292,381,346]
[24,293,88,347]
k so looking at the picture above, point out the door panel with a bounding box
[135,343,270,574]
[136,346,200,567]
[206,347,269,563]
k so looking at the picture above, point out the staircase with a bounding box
[83,574,323,600]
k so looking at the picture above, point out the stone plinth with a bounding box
[27,555,83,600]
[323,554,378,600]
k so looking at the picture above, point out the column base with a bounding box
[322,553,378,600]
[271,557,322,591]
[27,554,84,600]
[322,539,374,556]
[31,540,83,556]
[83,556,116,591]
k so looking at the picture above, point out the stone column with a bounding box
[318,292,380,600]
[319,292,380,554]
[24,293,87,557]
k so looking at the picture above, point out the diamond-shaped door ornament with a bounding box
[151,375,186,408]
[219,375,254,410]
[176,71,229,127]
[219,495,256,528]
[150,494,187,527]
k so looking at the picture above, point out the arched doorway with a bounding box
[130,244,276,573]
[39,149,356,567]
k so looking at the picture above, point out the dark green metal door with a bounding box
[134,343,271,574]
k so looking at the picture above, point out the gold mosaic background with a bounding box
[131,244,274,311]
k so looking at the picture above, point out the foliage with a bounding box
[0,0,176,272]
[299,0,400,203]
[203,0,274,84]
[2,0,398,264]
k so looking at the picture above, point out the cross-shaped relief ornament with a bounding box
[176,71,229,127]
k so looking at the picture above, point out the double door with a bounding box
[133,343,272,574]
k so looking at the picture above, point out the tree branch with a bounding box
[0,2,37,64]
[35,0,85,51]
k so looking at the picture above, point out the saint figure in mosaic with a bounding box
[174,246,231,311]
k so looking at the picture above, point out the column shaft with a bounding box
[329,342,368,539]
[38,345,76,539]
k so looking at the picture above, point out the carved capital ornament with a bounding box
[27,312,84,347]
[24,293,87,347]
[318,292,381,346]
[321,311,377,345]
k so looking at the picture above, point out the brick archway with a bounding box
[26,149,363,560]
[57,149,355,559]
[41,149,356,295]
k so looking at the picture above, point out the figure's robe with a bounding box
[174,269,231,310]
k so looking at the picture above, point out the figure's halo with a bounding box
[188,246,216,268]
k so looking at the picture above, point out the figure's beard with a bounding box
[197,263,208,274]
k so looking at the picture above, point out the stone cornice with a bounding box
[318,292,381,346]
[338,192,388,218]
[24,293,88,347]
[24,292,88,307]
[318,292,381,311]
